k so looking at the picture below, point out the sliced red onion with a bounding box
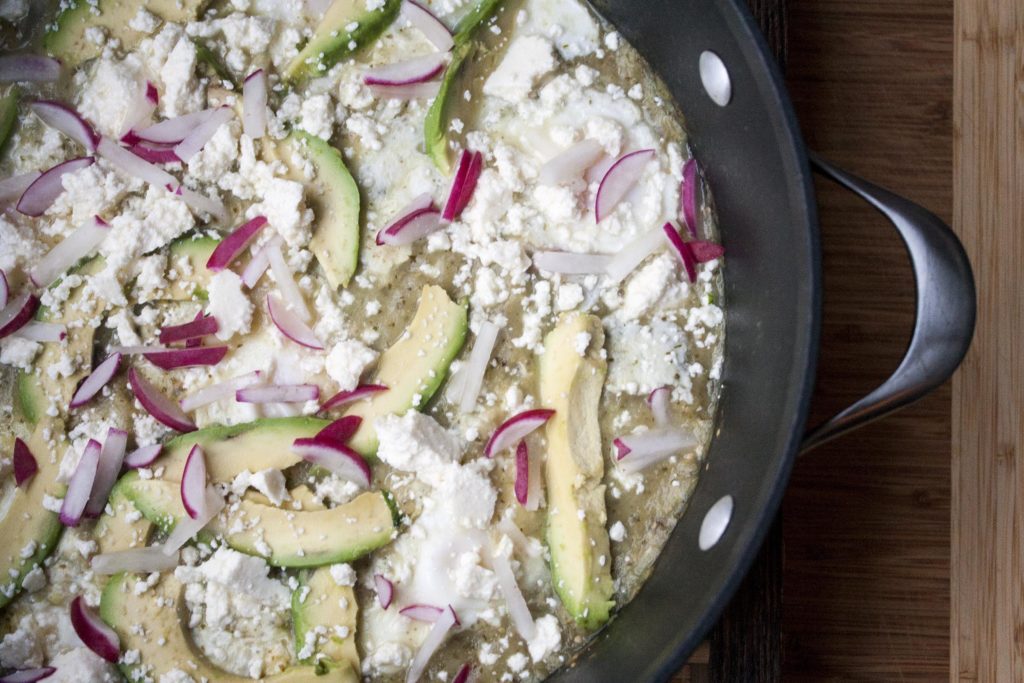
[97,137,176,188]
[237,384,320,404]
[119,81,159,139]
[374,574,394,609]
[13,321,66,342]
[365,53,447,86]
[689,240,725,263]
[109,344,169,355]
[453,321,499,413]
[291,436,371,489]
[0,171,41,204]
[0,55,60,83]
[30,215,108,287]
[180,444,208,520]
[452,664,472,683]
[485,409,555,458]
[375,207,443,246]
[144,345,229,370]
[319,384,388,413]
[661,222,697,283]
[123,443,162,469]
[173,106,233,162]
[0,293,39,341]
[605,224,667,283]
[680,158,699,238]
[377,192,434,242]
[0,270,6,308]
[514,441,529,506]
[400,604,445,623]
[486,540,536,641]
[367,81,442,100]
[242,70,267,139]
[538,139,604,186]
[0,667,57,683]
[316,416,363,445]
[240,234,283,288]
[133,109,216,144]
[206,216,267,272]
[16,156,94,217]
[532,251,611,275]
[267,294,323,350]
[69,596,120,663]
[266,241,310,321]
[595,149,656,223]
[128,367,196,432]
[400,0,454,51]
[614,427,698,474]
[442,150,483,222]
[128,142,181,164]
[646,386,671,427]
[405,605,458,683]
[158,315,219,345]
[30,100,99,152]
[179,370,263,412]
[83,428,127,518]
[172,185,229,223]
[91,547,179,575]
[59,439,101,527]
[160,485,224,554]
[13,437,38,488]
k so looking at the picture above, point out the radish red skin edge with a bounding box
[688,239,725,263]
[69,596,120,663]
[69,352,122,409]
[514,440,529,505]
[0,293,40,341]
[12,438,38,488]
[316,416,363,445]
[128,367,197,432]
[319,384,389,413]
[180,444,208,519]
[0,667,57,683]
[680,158,699,238]
[452,663,473,683]
[662,222,698,283]
[206,215,268,271]
[484,408,556,458]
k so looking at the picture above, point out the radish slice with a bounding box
[97,137,176,188]
[123,443,162,469]
[30,100,99,151]
[133,109,216,144]
[689,240,725,263]
[144,345,229,370]
[0,171,41,204]
[316,416,363,445]
[400,604,444,623]
[614,427,698,474]
[159,314,218,345]
[109,345,169,355]
[661,221,697,283]
[59,439,101,527]
[0,293,39,340]
[595,149,656,222]
[532,251,611,275]
[30,215,109,287]
[13,321,66,342]
[680,158,699,238]
[524,446,542,512]
[180,445,208,519]
[237,384,320,404]
[129,367,196,432]
[451,321,499,413]
[160,485,224,554]
[452,664,472,683]
[442,150,483,222]
[179,370,263,412]
[173,106,233,162]
[374,574,394,609]
[242,70,267,138]
[267,294,323,350]
[646,386,671,427]
[0,55,60,83]
[16,156,94,217]
[69,596,120,663]
[485,540,536,641]
[91,547,179,575]
[291,436,371,489]
[367,81,442,100]
[485,409,556,458]
[538,139,604,186]
[0,270,6,308]
[319,384,388,413]
[400,0,454,51]
[364,53,447,86]
[127,142,181,164]
[375,207,443,246]
[0,667,57,683]
[377,192,434,238]
[514,440,529,506]
[266,241,310,321]
[240,234,282,288]
[207,216,267,271]
[120,81,159,139]
[84,428,127,518]
[605,224,667,283]
[406,606,458,683]
[13,437,38,488]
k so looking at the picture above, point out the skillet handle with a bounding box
[799,152,976,454]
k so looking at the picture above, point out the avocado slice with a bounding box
[94,486,154,555]
[342,285,467,456]
[0,422,66,609]
[283,0,401,84]
[101,572,359,682]
[292,567,359,672]
[45,0,207,68]
[278,130,360,290]
[162,234,220,302]
[117,476,397,568]
[0,86,18,157]
[540,313,614,629]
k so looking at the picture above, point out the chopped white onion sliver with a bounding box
[179,370,263,412]
[457,321,499,413]
[405,605,458,683]
[400,0,454,51]
[160,485,224,554]
[91,547,179,575]
[13,321,65,342]
[174,185,228,222]
[0,171,40,203]
[173,107,234,162]
[532,251,611,275]
[538,139,604,186]
[242,70,268,138]
[604,225,668,283]
[133,109,216,144]
[30,216,109,288]
[241,234,283,288]
[97,137,177,188]
[485,540,536,642]
[266,241,310,321]
[0,55,61,83]
[364,53,447,86]
[616,427,699,474]
[367,81,442,100]
[84,428,127,518]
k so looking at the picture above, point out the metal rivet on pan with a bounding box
[699,51,732,106]
[699,495,734,551]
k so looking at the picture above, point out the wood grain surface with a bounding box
[950,0,1022,681]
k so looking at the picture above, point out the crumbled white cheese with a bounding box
[609,520,626,542]
[526,614,562,662]
[206,270,254,341]
[329,563,357,587]
[482,35,556,103]
[324,339,378,391]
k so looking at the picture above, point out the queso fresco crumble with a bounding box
[0,0,724,681]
